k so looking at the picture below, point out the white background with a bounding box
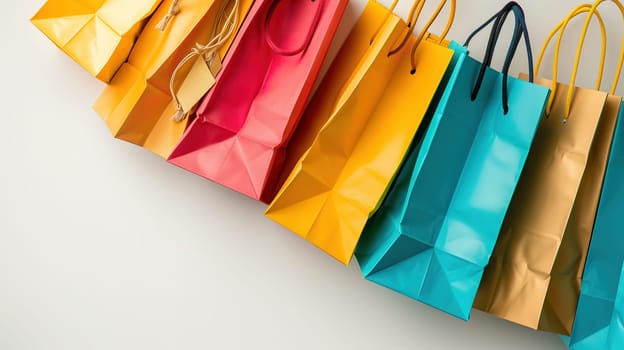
[2,1,623,349]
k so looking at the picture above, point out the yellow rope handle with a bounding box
[409,0,455,71]
[387,0,455,61]
[536,4,607,116]
[383,0,425,53]
[562,0,624,118]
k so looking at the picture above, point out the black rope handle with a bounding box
[476,6,522,114]
[463,2,534,114]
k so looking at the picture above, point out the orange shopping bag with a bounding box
[93,0,254,158]
[31,0,163,82]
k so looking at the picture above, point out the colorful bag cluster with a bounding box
[31,0,624,348]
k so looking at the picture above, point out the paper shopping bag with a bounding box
[475,2,621,334]
[564,0,624,346]
[567,103,624,350]
[265,0,456,264]
[535,3,622,335]
[355,2,550,320]
[93,0,254,158]
[167,0,349,202]
[607,264,624,349]
[564,262,624,349]
[31,0,163,82]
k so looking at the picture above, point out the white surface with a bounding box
[2,1,622,349]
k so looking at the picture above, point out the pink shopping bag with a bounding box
[167,0,348,202]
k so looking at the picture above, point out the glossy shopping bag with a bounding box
[168,0,348,202]
[566,1,624,342]
[265,0,456,264]
[355,2,549,320]
[567,104,624,349]
[93,0,254,158]
[31,0,163,82]
[475,2,621,334]
[607,265,624,349]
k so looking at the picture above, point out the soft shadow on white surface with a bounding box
[2,0,621,349]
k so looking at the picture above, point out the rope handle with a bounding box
[169,0,241,122]
[386,0,456,73]
[464,2,533,114]
[552,0,624,118]
[536,4,607,117]
[156,0,182,31]
[407,0,456,72]
[474,4,523,114]
[263,0,325,56]
[368,0,455,63]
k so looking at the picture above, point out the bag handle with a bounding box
[386,0,425,54]
[168,0,241,122]
[536,4,607,118]
[263,0,325,56]
[553,0,624,119]
[407,0,456,73]
[386,0,456,71]
[481,4,525,114]
[464,2,532,114]
[157,0,182,31]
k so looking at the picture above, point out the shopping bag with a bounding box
[31,0,163,82]
[567,104,624,349]
[566,1,624,342]
[354,2,549,320]
[271,0,450,195]
[265,0,456,264]
[167,0,349,202]
[608,264,624,349]
[475,2,621,334]
[92,0,254,158]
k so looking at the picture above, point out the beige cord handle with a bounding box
[169,0,240,122]
[156,0,182,31]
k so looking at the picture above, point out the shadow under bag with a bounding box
[355,2,550,321]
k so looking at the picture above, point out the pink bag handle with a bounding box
[263,0,325,56]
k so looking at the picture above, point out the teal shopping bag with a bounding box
[355,2,550,320]
[607,264,624,348]
[567,101,624,349]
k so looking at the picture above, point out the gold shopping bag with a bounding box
[265,0,455,264]
[475,2,624,335]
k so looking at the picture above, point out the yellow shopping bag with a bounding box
[93,0,254,158]
[31,0,163,82]
[265,0,455,264]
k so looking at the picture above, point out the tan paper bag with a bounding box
[475,3,622,335]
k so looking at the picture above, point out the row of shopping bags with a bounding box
[31,0,624,349]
